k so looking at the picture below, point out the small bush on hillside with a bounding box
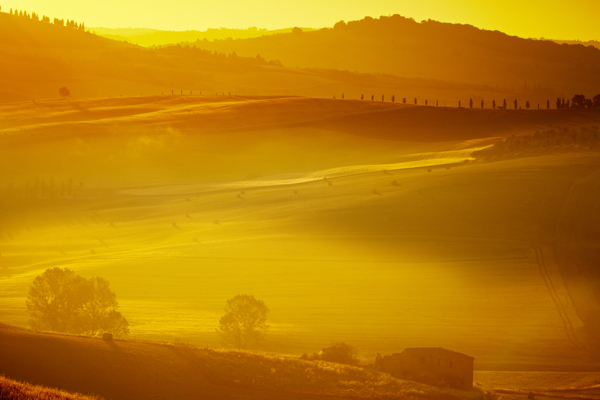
[301,342,360,366]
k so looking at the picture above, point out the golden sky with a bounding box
[5,0,600,40]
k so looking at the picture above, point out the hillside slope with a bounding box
[0,325,480,400]
[3,11,591,105]
[92,27,318,47]
[0,375,102,400]
[193,15,600,97]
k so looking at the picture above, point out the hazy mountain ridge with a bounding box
[190,14,600,95]
[91,26,318,47]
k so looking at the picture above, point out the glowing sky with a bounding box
[5,0,600,40]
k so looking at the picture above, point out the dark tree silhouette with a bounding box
[547,100,550,110]
[402,97,406,104]
[414,97,417,105]
[392,95,395,103]
[425,99,428,105]
[503,99,507,109]
[458,100,461,108]
[514,99,518,110]
[371,95,374,101]
[469,98,473,109]
[481,100,484,109]
[217,294,269,349]
[26,268,87,332]
[59,87,70,98]
[26,268,129,336]
[526,101,530,109]
[361,94,364,100]
[556,97,561,109]
[382,94,384,101]
[572,94,586,109]
[594,94,600,108]
[492,99,496,109]
[342,93,344,99]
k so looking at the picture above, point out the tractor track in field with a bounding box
[534,245,586,350]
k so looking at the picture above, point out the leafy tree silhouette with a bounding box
[361,94,364,100]
[503,99,507,109]
[371,95,374,101]
[514,99,518,110]
[59,87,70,99]
[458,100,461,108]
[414,97,417,105]
[594,94,600,108]
[392,95,395,103]
[469,98,473,109]
[78,277,129,336]
[547,100,550,110]
[572,94,586,109]
[402,98,406,104]
[556,97,561,109]
[526,101,530,109]
[26,268,129,336]
[217,294,269,349]
[492,99,496,109]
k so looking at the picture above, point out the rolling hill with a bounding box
[0,324,483,400]
[1,95,600,371]
[92,26,318,47]
[192,15,600,97]
[5,10,598,107]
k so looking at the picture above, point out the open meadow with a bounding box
[1,95,600,374]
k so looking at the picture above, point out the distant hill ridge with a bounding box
[191,14,600,95]
[91,26,318,47]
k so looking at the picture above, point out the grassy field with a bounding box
[1,96,600,373]
[0,375,103,400]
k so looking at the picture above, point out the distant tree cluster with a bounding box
[570,94,600,109]
[8,7,85,31]
[2,177,82,200]
[26,267,129,336]
[473,125,600,160]
[152,44,283,70]
[462,94,600,110]
[300,342,360,366]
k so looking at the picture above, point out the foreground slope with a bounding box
[0,374,102,400]
[0,325,480,400]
